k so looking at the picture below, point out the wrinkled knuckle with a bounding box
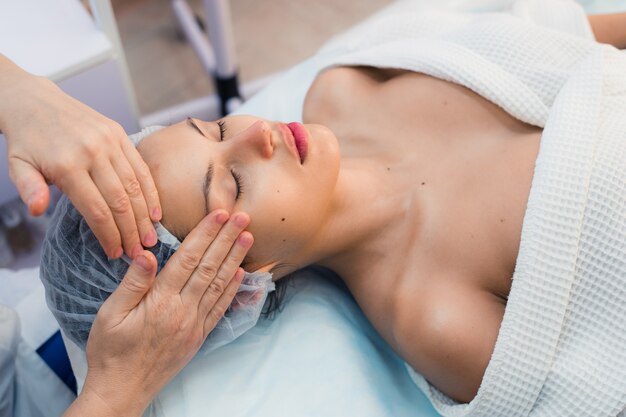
[125,177,142,198]
[109,121,125,138]
[88,201,111,225]
[121,275,148,293]
[208,278,226,295]
[178,252,202,272]
[197,262,219,280]
[109,193,131,215]
[98,121,121,142]
[81,136,104,159]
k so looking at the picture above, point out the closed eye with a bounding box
[187,117,226,142]
[188,117,244,203]
[217,120,244,200]
[231,169,245,200]
[217,119,227,141]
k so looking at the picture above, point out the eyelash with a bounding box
[217,120,227,141]
[231,169,245,200]
[218,120,244,200]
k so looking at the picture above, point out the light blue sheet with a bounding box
[153,270,441,417]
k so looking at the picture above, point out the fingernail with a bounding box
[131,244,143,259]
[144,229,157,247]
[27,193,43,216]
[113,247,123,259]
[238,233,253,246]
[234,214,248,227]
[152,207,162,221]
[135,254,151,272]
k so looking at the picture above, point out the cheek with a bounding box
[259,181,327,228]
[244,191,320,261]
[242,147,339,262]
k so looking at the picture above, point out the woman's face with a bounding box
[137,115,340,275]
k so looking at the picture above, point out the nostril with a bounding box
[251,121,273,158]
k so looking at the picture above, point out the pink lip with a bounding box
[287,122,308,163]
[278,122,308,164]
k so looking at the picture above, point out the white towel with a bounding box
[309,1,625,416]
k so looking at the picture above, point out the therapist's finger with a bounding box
[180,213,250,302]
[111,150,157,248]
[62,173,122,259]
[191,230,253,312]
[120,138,162,222]
[203,267,245,337]
[90,160,142,258]
[157,210,229,294]
[98,251,158,324]
[7,157,50,216]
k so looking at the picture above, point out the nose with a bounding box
[229,120,273,159]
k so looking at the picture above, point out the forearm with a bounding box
[0,54,28,91]
[588,13,626,49]
[0,54,52,134]
[0,55,29,130]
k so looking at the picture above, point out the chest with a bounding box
[306,68,541,295]
[304,67,543,396]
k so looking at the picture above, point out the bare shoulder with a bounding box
[303,66,403,123]
[394,282,505,403]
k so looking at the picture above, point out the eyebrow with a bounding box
[185,118,213,216]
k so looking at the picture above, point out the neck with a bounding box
[304,157,414,280]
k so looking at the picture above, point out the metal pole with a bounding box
[202,0,243,114]
[171,0,217,75]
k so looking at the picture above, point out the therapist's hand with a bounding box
[65,210,253,417]
[0,54,161,259]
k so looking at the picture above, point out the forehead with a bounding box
[137,122,211,237]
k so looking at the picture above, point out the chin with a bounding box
[309,123,341,167]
